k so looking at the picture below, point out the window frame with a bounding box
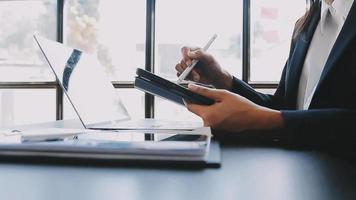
[0,0,279,123]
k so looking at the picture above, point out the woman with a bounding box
[176,0,356,145]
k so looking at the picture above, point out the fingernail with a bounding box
[188,83,198,90]
[188,51,195,57]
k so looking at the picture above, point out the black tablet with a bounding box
[135,68,215,106]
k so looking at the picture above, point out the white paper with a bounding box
[20,128,93,142]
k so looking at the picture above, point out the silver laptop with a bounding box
[34,35,203,131]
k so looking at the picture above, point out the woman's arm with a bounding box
[281,109,356,145]
[186,84,356,146]
[229,65,287,110]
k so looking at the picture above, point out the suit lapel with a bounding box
[313,1,356,95]
[286,5,321,107]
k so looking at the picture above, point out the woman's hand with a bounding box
[175,46,233,90]
[185,84,284,132]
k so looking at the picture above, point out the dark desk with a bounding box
[1,120,356,200]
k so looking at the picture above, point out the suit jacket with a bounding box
[230,1,356,145]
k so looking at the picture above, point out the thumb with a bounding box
[188,84,225,101]
[187,49,212,63]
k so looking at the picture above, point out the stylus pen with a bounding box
[177,34,217,83]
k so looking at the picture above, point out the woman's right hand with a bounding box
[175,46,233,90]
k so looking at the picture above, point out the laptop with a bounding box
[34,35,204,131]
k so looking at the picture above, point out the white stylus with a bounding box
[177,34,217,83]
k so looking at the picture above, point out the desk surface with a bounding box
[1,120,356,200]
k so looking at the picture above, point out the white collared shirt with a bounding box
[297,0,354,110]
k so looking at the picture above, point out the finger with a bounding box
[187,49,210,62]
[185,102,207,117]
[179,59,200,81]
[186,46,200,51]
[184,73,195,82]
[185,70,200,82]
[186,103,212,127]
[190,70,200,82]
[181,46,193,66]
[184,70,201,82]
[188,84,225,101]
[176,72,181,77]
[181,46,201,65]
[175,63,184,73]
[180,59,188,70]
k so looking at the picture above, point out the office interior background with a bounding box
[0,0,305,127]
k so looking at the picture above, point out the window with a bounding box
[63,0,146,118]
[0,0,57,127]
[155,0,243,80]
[0,0,306,127]
[155,0,243,120]
[250,0,305,82]
[0,0,57,82]
[64,0,146,81]
[0,89,56,127]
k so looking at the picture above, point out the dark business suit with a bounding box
[230,1,356,145]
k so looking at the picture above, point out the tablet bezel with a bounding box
[135,68,214,105]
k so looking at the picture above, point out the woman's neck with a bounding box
[324,0,334,5]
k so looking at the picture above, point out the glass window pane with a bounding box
[155,0,243,80]
[250,0,305,82]
[0,0,57,82]
[64,0,146,81]
[63,94,79,121]
[112,89,145,120]
[0,89,56,127]
[256,88,276,95]
[64,88,144,120]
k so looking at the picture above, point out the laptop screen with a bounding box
[34,35,130,127]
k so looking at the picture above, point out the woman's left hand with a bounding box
[185,84,284,132]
